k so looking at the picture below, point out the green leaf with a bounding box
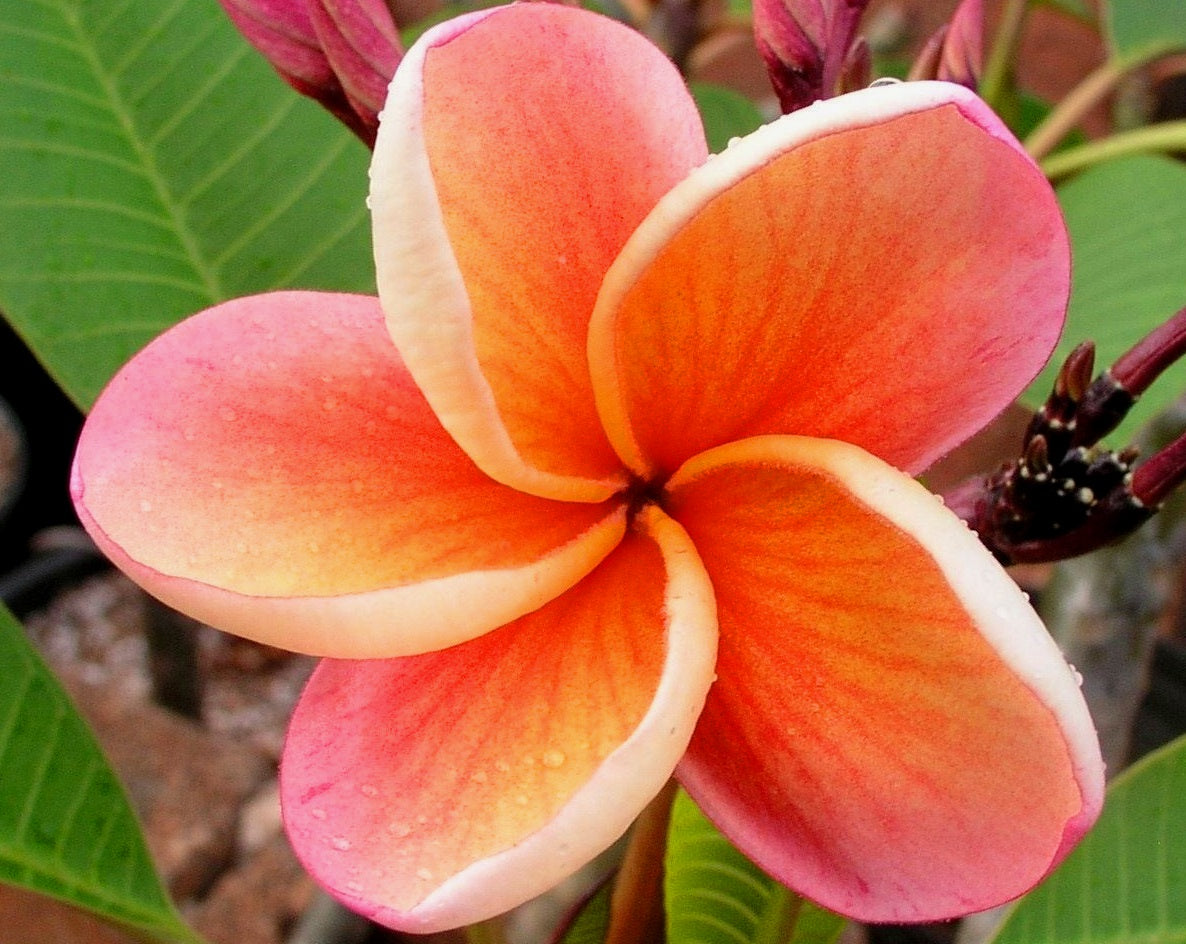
[665,790,847,944]
[991,732,1186,944]
[690,82,765,155]
[1104,0,1186,57]
[1024,154,1186,439]
[0,0,374,411]
[0,603,205,944]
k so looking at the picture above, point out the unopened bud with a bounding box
[753,0,872,113]
[219,0,402,147]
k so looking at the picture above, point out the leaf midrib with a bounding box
[57,0,225,305]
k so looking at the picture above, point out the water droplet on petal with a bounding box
[311,808,327,821]
[514,794,529,806]
[331,836,352,851]
[360,784,378,797]
[138,500,153,513]
[219,407,237,422]
[542,750,566,769]
[495,760,511,773]
[416,868,434,881]
[388,822,412,837]
[470,770,488,784]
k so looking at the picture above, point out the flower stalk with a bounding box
[1024,42,1185,161]
[1040,119,1186,182]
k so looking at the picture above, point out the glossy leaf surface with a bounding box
[665,790,847,944]
[0,0,372,410]
[0,603,203,944]
[993,733,1186,944]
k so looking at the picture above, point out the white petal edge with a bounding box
[370,7,625,504]
[362,505,719,932]
[668,433,1106,839]
[72,484,627,659]
[588,80,1039,476]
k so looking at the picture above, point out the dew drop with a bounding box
[360,784,378,797]
[346,881,363,892]
[470,770,488,784]
[219,407,237,422]
[311,808,327,821]
[541,749,566,769]
[416,868,434,881]
[514,794,529,807]
[726,136,741,148]
[388,822,412,837]
[933,493,945,504]
[417,814,428,825]
[494,760,511,773]
[211,479,224,490]
[138,499,153,513]
[331,836,352,851]
[1071,665,1084,687]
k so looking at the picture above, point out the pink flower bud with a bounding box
[752,0,871,113]
[909,0,982,89]
[219,0,403,146]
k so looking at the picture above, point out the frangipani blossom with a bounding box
[72,3,1104,934]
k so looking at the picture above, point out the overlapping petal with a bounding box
[281,507,718,932]
[665,435,1103,920]
[589,81,1068,480]
[370,3,709,501]
[71,292,625,658]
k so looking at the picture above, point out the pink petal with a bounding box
[589,81,1068,481]
[666,435,1103,921]
[280,507,718,931]
[72,292,625,657]
[370,3,708,501]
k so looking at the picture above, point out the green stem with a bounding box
[1025,42,1185,161]
[1040,119,1186,181]
[978,0,1029,112]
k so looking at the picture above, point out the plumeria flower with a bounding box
[72,2,1104,933]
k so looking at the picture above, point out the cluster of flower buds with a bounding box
[218,0,403,146]
[946,306,1186,565]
